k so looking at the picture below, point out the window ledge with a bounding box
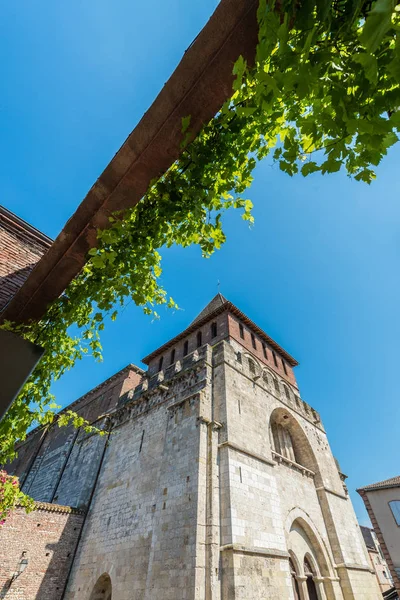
[272,451,315,478]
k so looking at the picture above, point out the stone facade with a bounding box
[0,205,52,311]
[2,295,381,599]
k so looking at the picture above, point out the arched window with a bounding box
[389,500,400,526]
[89,573,112,600]
[283,384,290,401]
[273,377,280,394]
[271,421,297,463]
[304,557,318,600]
[289,558,301,600]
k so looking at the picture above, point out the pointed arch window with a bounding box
[271,422,297,463]
[304,557,318,600]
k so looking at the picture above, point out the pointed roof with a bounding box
[190,293,228,325]
[142,294,298,367]
[357,476,400,493]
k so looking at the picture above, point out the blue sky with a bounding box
[2,0,399,524]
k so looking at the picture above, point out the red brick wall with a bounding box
[227,313,298,387]
[0,504,84,600]
[0,207,52,311]
[148,311,229,374]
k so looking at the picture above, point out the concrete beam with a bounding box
[1,0,258,324]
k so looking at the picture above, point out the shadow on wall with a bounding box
[0,264,36,311]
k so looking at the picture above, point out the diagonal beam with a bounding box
[1,0,258,325]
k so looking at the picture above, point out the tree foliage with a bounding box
[0,470,34,525]
[0,0,399,471]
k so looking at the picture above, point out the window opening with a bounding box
[282,359,288,375]
[183,340,189,356]
[248,358,256,374]
[271,422,297,463]
[239,323,244,339]
[158,356,163,372]
[211,322,217,338]
[263,344,267,359]
[251,333,257,349]
[272,350,278,367]
[389,501,400,526]
[170,349,176,365]
[197,331,202,348]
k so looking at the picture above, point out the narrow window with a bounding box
[211,322,217,338]
[262,344,267,359]
[170,348,175,365]
[251,333,257,349]
[248,358,255,374]
[183,340,189,356]
[197,331,202,348]
[389,501,400,526]
[272,350,278,367]
[139,430,145,453]
[273,377,280,394]
[284,385,290,401]
[282,359,288,375]
[239,323,244,339]
[158,356,164,372]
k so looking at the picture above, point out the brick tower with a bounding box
[2,295,380,600]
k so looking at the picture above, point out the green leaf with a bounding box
[360,0,396,54]
[301,162,320,176]
[353,53,378,85]
[181,115,191,134]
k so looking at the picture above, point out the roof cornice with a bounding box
[0,205,53,247]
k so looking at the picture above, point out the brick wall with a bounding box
[227,313,297,387]
[147,311,229,375]
[0,206,52,311]
[0,503,84,600]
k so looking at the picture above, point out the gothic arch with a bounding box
[269,407,322,484]
[284,507,335,579]
[89,573,112,600]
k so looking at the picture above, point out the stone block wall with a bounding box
[5,365,143,510]
[0,503,84,600]
[64,347,213,600]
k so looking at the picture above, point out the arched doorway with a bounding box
[304,556,318,600]
[89,573,112,600]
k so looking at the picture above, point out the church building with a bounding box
[1,294,380,600]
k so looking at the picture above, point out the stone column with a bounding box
[296,575,308,600]
[314,577,328,600]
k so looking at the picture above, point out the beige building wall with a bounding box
[360,485,400,594]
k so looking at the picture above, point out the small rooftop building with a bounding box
[358,476,400,597]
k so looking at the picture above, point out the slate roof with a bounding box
[190,293,228,325]
[357,476,400,493]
